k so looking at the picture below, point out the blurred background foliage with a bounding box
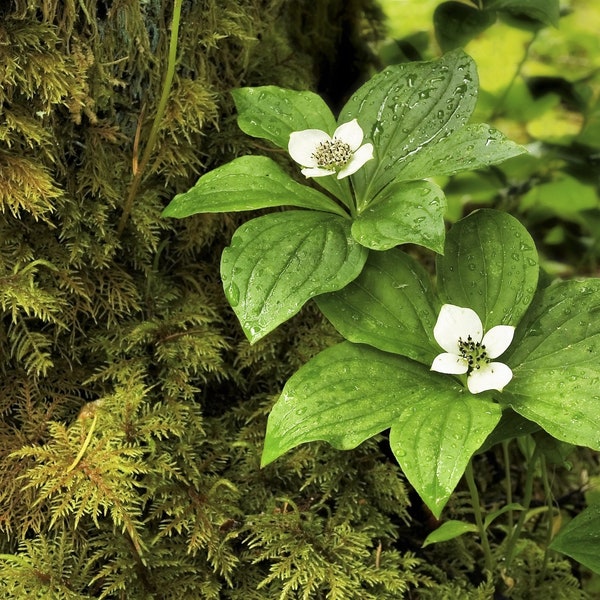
[380,0,600,277]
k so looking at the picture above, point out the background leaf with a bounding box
[434,2,497,52]
[519,175,599,224]
[221,211,367,343]
[505,279,600,450]
[422,520,479,547]
[262,342,500,518]
[315,249,439,363]
[351,180,446,253]
[485,0,560,26]
[550,503,600,575]
[162,156,347,218]
[437,209,539,329]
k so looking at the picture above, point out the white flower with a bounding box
[430,304,515,394]
[288,119,374,179]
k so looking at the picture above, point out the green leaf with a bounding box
[519,175,599,224]
[262,344,423,462]
[389,390,501,517]
[221,211,367,343]
[578,97,600,150]
[550,503,600,574]
[232,86,337,150]
[315,249,439,364]
[351,180,447,253]
[262,342,500,517]
[339,49,479,203]
[436,209,539,329]
[422,520,478,547]
[483,503,525,530]
[533,431,574,468]
[161,156,347,218]
[396,124,526,182]
[485,0,560,26]
[434,2,497,52]
[505,279,600,450]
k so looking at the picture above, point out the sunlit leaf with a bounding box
[263,342,500,517]
[339,49,479,203]
[232,86,336,150]
[389,389,500,517]
[231,87,352,206]
[396,124,526,181]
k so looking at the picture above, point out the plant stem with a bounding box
[117,0,183,236]
[539,454,554,581]
[504,445,540,571]
[465,460,494,574]
[502,440,514,530]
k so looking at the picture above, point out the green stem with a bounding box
[465,460,494,574]
[504,445,541,571]
[539,454,554,581]
[117,0,183,236]
[502,440,514,530]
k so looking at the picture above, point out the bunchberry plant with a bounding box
[163,48,600,583]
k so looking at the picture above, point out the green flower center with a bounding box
[458,335,490,372]
[312,139,352,169]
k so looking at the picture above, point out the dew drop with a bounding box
[228,283,240,306]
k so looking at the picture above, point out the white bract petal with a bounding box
[301,166,336,178]
[467,362,513,394]
[333,118,364,151]
[338,143,374,179]
[430,304,515,395]
[481,325,515,359]
[433,304,483,354]
[287,120,373,179]
[288,129,330,166]
[431,353,469,375]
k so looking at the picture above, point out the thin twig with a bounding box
[117,0,183,235]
